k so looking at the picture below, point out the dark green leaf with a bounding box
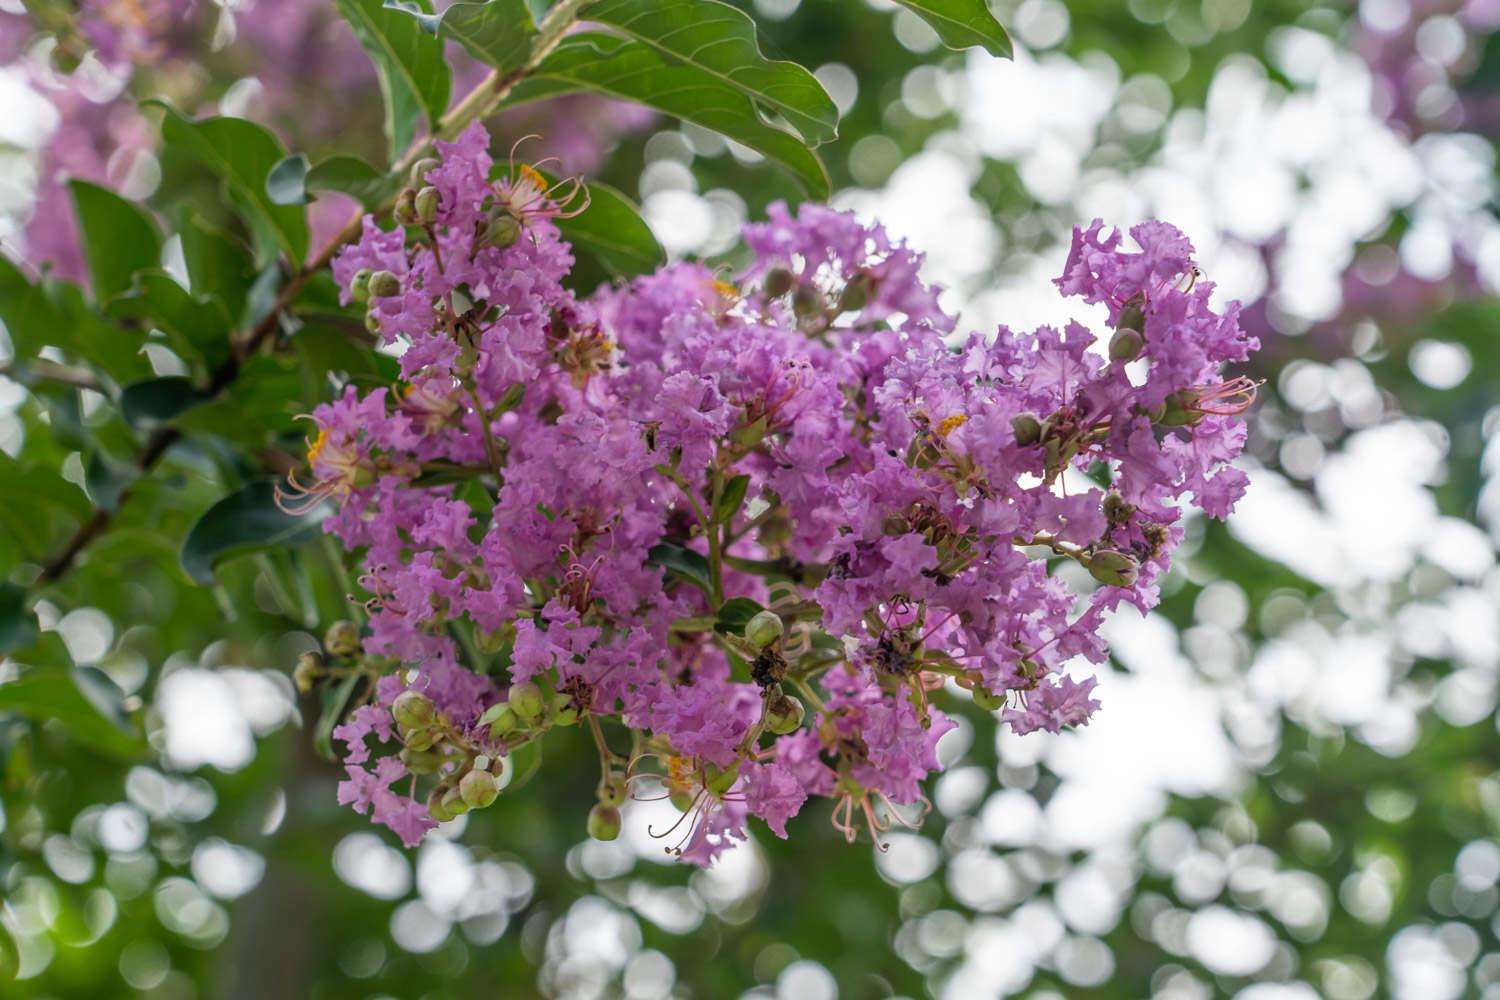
[337,0,452,162]
[154,103,311,265]
[68,180,162,303]
[181,481,330,584]
[506,33,829,198]
[120,376,214,429]
[402,0,537,73]
[893,0,1012,57]
[0,583,38,654]
[647,541,713,596]
[108,271,234,370]
[583,0,839,143]
[714,596,764,635]
[713,474,752,524]
[267,154,312,205]
[84,452,135,513]
[305,155,406,207]
[0,666,147,758]
[178,214,259,324]
[544,173,664,279]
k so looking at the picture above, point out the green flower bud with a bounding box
[763,267,794,298]
[792,282,822,319]
[399,747,445,774]
[1086,549,1139,587]
[1108,326,1145,362]
[367,270,401,298]
[486,211,521,249]
[364,310,381,335]
[426,785,457,822]
[404,727,439,752]
[392,690,436,731]
[587,804,622,841]
[409,157,441,187]
[1011,412,1042,446]
[414,186,440,224]
[393,187,419,225]
[971,687,1004,712]
[743,609,785,651]
[549,691,580,727]
[323,620,361,658]
[764,693,804,735]
[292,651,321,694]
[478,702,519,737]
[596,772,628,808]
[441,785,470,817]
[507,681,545,722]
[1116,296,1145,334]
[459,768,500,810]
[839,272,875,313]
[350,268,373,303]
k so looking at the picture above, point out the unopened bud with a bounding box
[486,210,521,249]
[1086,549,1139,587]
[426,785,457,822]
[971,687,1004,711]
[764,693,804,735]
[460,768,500,809]
[323,620,361,658]
[393,187,419,225]
[597,772,628,808]
[1011,412,1042,446]
[549,691,579,727]
[409,157,441,187]
[507,681,544,722]
[839,272,875,312]
[587,804,622,841]
[392,690,436,732]
[763,267,794,298]
[367,270,401,298]
[743,610,785,651]
[414,186,440,224]
[479,702,518,737]
[792,282,822,319]
[293,651,321,693]
[441,784,470,817]
[403,727,439,752]
[1116,296,1146,334]
[1108,326,1144,362]
[350,268,373,303]
[399,747,445,774]
[365,310,381,335]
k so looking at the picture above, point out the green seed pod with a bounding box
[763,267,794,298]
[1086,549,1139,588]
[399,747,445,775]
[764,693,804,735]
[486,211,521,250]
[414,186,440,224]
[839,272,875,313]
[549,692,580,727]
[507,681,545,722]
[292,652,321,694]
[743,609,785,651]
[1116,296,1146,334]
[403,727,439,752]
[426,785,457,822]
[323,620,361,658]
[596,772,628,808]
[392,690,436,732]
[792,282,822,319]
[367,270,401,298]
[971,687,1004,712]
[350,267,373,303]
[1011,412,1042,446]
[478,702,519,737]
[460,768,500,810]
[1108,326,1145,363]
[409,157,441,187]
[441,785,470,817]
[393,187,419,225]
[587,804,623,841]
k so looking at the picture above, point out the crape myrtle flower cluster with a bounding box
[291,121,1258,865]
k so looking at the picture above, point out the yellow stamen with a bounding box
[712,280,738,300]
[307,428,329,465]
[517,163,547,193]
[936,414,968,437]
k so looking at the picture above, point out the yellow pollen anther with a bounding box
[307,428,330,465]
[517,163,547,192]
[712,280,738,300]
[936,414,968,437]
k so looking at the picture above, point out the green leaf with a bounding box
[84,451,135,513]
[267,154,312,205]
[108,271,234,370]
[714,596,764,635]
[0,583,38,654]
[545,173,664,279]
[120,376,213,429]
[401,0,537,73]
[506,33,829,198]
[154,104,311,265]
[181,481,330,584]
[713,474,751,524]
[178,214,259,324]
[337,0,452,162]
[304,155,406,207]
[893,0,1012,57]
[68,180,162,303]
[314,673,363,759]
[582,0,838,144]
[647,541,712,596]
[0,666,147,758]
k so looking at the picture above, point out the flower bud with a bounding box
[350,268,373,303]
[763,267,794,298]
[441,785,470,817]
[587,804,622,841]
[323,620,361,658]
[838,272,875,313]
[426,785,457,822]
[1116,296,1145,334]
[365,310,381,335]
[460,768,500,809]
[486,210,521,249]
[507,681,545,722]
[293,651,321,693]
[597,772,628,808]
[764,693,804,735]
[392,690,436,731]
[414,186,440,224]
[1011,412,1042,446]
[549,691,580,727]
[393,187,419,225]
[409,157,441,187]
[1108,326,1144,362]
[792,282,822,319]
[971,687,1004,711]
[479,702,518,737]
[367,270,401,298]
[403,727,439,752]
[399,747,445,774]
[743,610,785,651]
[1086,549,1139,587]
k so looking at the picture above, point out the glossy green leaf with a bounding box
[506,33,829,197]
[154,104,311,265]
[267,154,312,205]
[83,452,135,513]
[398,0,537,73]
[647,541,713,596]
[304,155,406,207]
[583,0,839,143]
[108,271,234,370]
[338,0,452,162]
[178,213,259,324]
[893,0,1012,57]
[542,172,664,279]
[0,583,38,654]
[181,481,330,584]
[714,596,764,635]
[68,180,161,303]
[713,474,752,524]
[120,376,214,429]
[0,664,146,758]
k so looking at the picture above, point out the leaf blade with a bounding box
[893,0,1012,57]
[338,0,453,162]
